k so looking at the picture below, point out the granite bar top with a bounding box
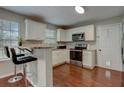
[83,49,96,51]
[19,45,53,49]
[52,48,96,51]
[52,48,69,51]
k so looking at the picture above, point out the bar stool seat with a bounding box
[4,46,25,83]
[16,54,25,57]
[16,56,37,65]
[10,48,37,86]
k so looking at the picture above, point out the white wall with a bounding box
[0,59,22,78]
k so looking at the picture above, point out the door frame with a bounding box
[96,23,123,71]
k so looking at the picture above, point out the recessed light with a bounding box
[75,6,85,14]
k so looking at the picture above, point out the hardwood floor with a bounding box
[53,64,123,87]
[0,63,123,87]
[0,73,31,87]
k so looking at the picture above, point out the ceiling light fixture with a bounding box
[75,6,85,14]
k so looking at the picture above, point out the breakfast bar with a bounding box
[19,45,53,87]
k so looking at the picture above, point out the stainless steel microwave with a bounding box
[72,33,85,41]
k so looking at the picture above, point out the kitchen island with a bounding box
[19,45,53,87]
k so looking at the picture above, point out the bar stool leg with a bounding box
[23,64,28,87]
[8,65,22,83]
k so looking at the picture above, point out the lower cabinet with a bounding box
[83,50,96,69]
[52,49,69,67]
[52,49,96,69]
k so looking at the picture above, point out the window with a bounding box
[44,29,57,44]
[0,19,19,59]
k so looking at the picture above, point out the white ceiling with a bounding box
[1,6,124,26]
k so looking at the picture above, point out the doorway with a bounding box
[96,23,122,71]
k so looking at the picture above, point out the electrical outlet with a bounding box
[106,61,111,66]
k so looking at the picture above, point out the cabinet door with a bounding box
[57,29,61,41]
[57,29,73,42]
[83,51,92,67]
[52,50,69,66]
[66,30,72,41]
[61,31,66,41]
[83,51,96,69]
[57,29,66,41]
[85,25,95,41]
[62,50,69,61]
[52,51,60,66]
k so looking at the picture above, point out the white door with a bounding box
[97,23,122,71]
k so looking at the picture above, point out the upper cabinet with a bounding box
[66,29,72,42]
[25,19,47,40]
[84,25,95,41]
[57,24,95,42]
[57,29,67,42]
[67,24,95,42]
[57,29,72,42]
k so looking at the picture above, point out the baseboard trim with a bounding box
[0,70,22,79]
[53,62,66,68]
[83,65,95,69]
[95,66,123,72]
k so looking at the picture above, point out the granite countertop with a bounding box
[19,45,53,49]
[83,49,96,52]
[52,48,69,51]
[52,48,96,51]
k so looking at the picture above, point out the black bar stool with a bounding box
[4,46,25,83]
[10,48,37,86]
[4,46,10,58]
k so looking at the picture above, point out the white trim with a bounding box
[26,77,36,87]
[0,58,11,62]
[0,70,22,79]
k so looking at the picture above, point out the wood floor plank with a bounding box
[53,64,123,87]
[0,73,32,87]
[0,63,123,87]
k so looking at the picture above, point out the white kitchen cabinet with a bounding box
[57,29,72,42]
[52,49,69,66]
[83,50,96,69]
[66,24,95,41]
[57,24,95,42]
[66,29,72,42]
[85,25,95,41]
[57,29,66,42]
[70,26,87,34]
[25,19,46,40]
